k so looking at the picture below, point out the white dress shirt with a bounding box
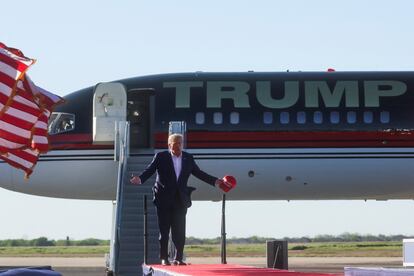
[171,153,182,181]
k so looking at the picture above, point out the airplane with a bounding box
[0,71,414,201]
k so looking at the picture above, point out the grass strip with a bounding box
[0,242,403,257]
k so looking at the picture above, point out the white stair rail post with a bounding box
[107,121,130,275]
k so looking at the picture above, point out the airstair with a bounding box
[106,122,159,276]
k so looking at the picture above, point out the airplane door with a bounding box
[93,82,127,143]
[128,90,153,148]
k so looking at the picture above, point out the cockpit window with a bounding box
[48,112,75,135]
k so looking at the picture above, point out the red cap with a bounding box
[220,175,237,192]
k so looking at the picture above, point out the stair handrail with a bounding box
[108,121,130,275]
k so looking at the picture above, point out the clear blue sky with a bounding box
[1,0,414,240]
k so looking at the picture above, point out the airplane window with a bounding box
[263,112,273,124]
[48,112,75,135]
[380,111,390,123]
[363,111,373,124]
[297,111,306,124]
[213,112,223,124]
[330,111,340,124]
[230,112,239,124]
[48,113,58,129]
[313,111,323,124]
[195,112,205,125]
[347,111,357,124]
[280,112,289,124]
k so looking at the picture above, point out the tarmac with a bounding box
[0,256,404,276]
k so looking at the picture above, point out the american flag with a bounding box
[0,42,64,177]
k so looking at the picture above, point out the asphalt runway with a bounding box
[0,256,404,275]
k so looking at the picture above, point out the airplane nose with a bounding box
[0,163,13,191]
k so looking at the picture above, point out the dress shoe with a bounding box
[172,260,187,266]
[161,259,171,266]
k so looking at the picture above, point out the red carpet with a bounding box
[143,264,341,276]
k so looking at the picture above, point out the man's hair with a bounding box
[168,133,183,144]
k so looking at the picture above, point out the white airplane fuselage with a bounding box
[1,71,414,200]
[1,147,414,200]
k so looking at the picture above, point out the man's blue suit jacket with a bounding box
[139,151,217,208]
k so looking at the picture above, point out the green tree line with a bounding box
[186,233,414,245]
[0,237,109,247]
[0,233,413,247]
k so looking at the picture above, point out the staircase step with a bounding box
[114,148,173,272]
[119,228,159,237]
[114,161,159,275]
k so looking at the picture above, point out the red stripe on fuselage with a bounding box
[48,131,414,150]
[155,131,414,148]
[49,133,112,150]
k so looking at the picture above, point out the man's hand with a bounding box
[215,178,224,188]
[130,175,142,185]
[215,176,237,192]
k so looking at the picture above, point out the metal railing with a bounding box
[108,121,130,275]
[143,195,148,264]
[221,194,227,264]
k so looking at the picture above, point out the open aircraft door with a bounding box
[93,82,127,143]
[128,88,154,149]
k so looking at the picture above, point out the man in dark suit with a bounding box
[130,134,224,266]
